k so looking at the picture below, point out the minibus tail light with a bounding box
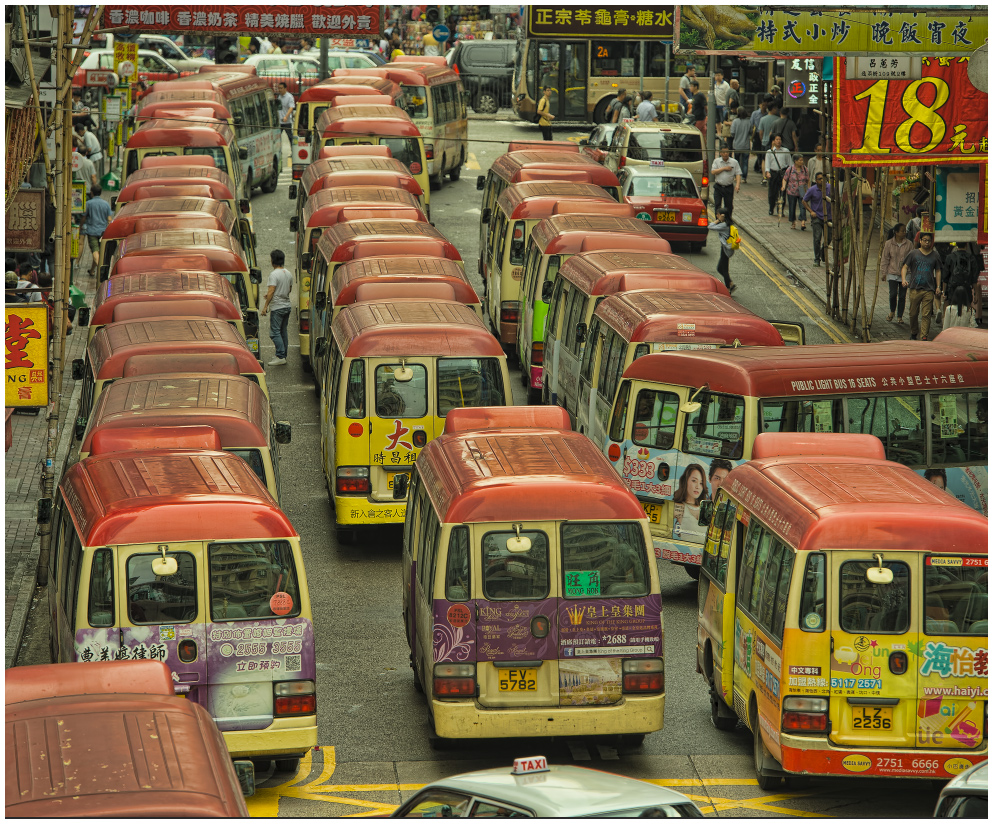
[433,663,475,698]
[336,466,370,494]
[500,301,520,324]
[299,310,310,334]
[618,156,626,169]
[274,680,316,716]
[622,658,664,694]
[531,342,544,366]
[424,143,434,160]
[781,696,828,733]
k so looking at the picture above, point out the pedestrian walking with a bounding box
[769,108,797,152]
[763,135,790,216]
[781,154,809,229]
[942,242,980,314]
[689,81,707,134]
[74,122,103,174]
[636,90,658,122]
[729,107,751,182]
[711,145,741,216]
[678,66,696,114]
[726,79,741,115]
[901,232,942,341]
[72,149,97,189]
[712,69,730,123]
[941,285,977,329]
[707,208,737,293]
[607,88,627,123]
[806,142,828,184]
[749,98,768,176]
[277,81,295,143]
[802,172,832,267]
[82,184,112,276]
[261,249,294,365]
[537,86,555,140]
[880,223,913,323]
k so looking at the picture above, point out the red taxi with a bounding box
[617,165,709,252]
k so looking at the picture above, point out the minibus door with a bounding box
[474,524,559,709]
[828,552,917,750]
[769,321,806,346]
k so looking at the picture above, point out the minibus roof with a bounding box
[138,99,234,122]
[560,252,728,297]
[112,254,215,275]
[497,192,634,221]
[531,214,667,255]
[106,198,236,240]
[108,273,226,318]
[315,105,419,138]
[393,55,450,69]
[308,169,424,199]
[117,167,237,202]
[59,449,294,546]
[139,87,226,109]
[345,238,461,262]
[595,291,784,346]
[751,432,887,461]
[332,300,500,358]
[497,181,616,216]
[89,425,224,456]
[933,326,987,351]
[319,145,393,160]
[123,352,241,378]
[103,211,234,241]
[127,118,236,149]
[723,454,987,553]
[87,318,262,380]
[111,230,247,274]
[133,184,217,202]
[318,220,459,262]
[111,300,220,324]
[444,406,571,434]
[334,64,458,87]
[82,374,270,454]
[332,257,477,305]
[419,428,646,523]
[303,186,424,227]
[299,76,401,103]
[621,341,988,395]
[300,156,414,197]
[141,154,217,169]
[507,140,580,153]
[491,151,620,187]
[331,94,393,108]
[6,661,248,817]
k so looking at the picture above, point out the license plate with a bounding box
[642,502,662,524]
[499,668,537,691]
[655,210,677,223]
[852,706,893,730]
[387,472,409,490]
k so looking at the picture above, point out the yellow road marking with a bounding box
[466,152,481,171]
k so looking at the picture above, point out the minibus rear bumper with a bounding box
[222,715,317,759]
[498,321,517,346]
[431,693,664,739]
[779,733,987,780]
[334,496,405,526]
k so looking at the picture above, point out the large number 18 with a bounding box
[852,78,950,155]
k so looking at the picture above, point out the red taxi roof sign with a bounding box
[512,756,549,775]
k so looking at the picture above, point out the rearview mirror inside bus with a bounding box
[233,761,255,797]
[476,175,485,191]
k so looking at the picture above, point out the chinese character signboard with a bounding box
[103,6,380,37]
[783,57,822,107]
[528,6,674,39]
[935,166,981,242]
[5,189,46,253]
[848,56,920,80]
[5,306,49,408]
[113,41,138,81]
[675,8,986,55]
[833,57,987,167]
[979,166,988,246]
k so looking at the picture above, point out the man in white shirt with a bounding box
[277,82,295,144]
[72,150,97,189]
[636,90,658,122]
[261,249,294,365]
[678,66,696,113]
[711,145,742,216]
[259,36,274,54]
[764,134,792,216]
[712,69,730,122]
[74,123,103,165]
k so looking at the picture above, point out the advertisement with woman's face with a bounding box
[672,463,709,545]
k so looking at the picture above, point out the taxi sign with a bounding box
[512,756,549,775]
[650,159,665,167]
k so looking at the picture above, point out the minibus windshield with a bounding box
[406,85,428,117]
[381,137,421,167]
[219,273,250,309]
[187,147,228,175]
[628,132,701,163]
[437,358,506,415]
[230,448,266,482]
[482,531,550,600]
[924,560,987,635]
[561,522,650,599]
[209,540,301,621]
[376,364,427,418]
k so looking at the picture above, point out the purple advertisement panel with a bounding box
[559,595,663,659]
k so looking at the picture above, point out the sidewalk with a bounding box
[723,168,909,343]
[5,265,95,668]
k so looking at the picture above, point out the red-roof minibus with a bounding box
[318,144,393,161]
[137,89,236,124]
[317,301,512,541]
[402,406,665,742]
[6,661,252,816]
[934,326,987,350]
[48,449,316,768]
[696,433,988,787]
[141,154,217,170]
[603,341,988,577]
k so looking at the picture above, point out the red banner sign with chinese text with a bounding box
[833,56,987,167]
[5,306,49,408]
[103,6,380,37]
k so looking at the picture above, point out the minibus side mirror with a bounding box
[109,196,117,209]
[289,183,298,200]
[575,322,587,344]
[314,292,326,311]
[392,473,409,500]
[289,216,298,233]
[698,499,715,527]
[481,207,491,224]
[240,199,251,214]
[301,253,311,271]
[476,175,485,191]
[239,146,248,160]
[274,421,292,444]
[71,358,85,381]
[74,415,87,441]
[314,337,327,358]
[99,264,110,281]
[541,280,554,302]
[250,268,262,284]
[233,761,256,797]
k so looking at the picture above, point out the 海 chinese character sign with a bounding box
[5,189,46,253]
[102,6,380,37]
[676,8,986,55]
[834,57,987,167]
[528,6,674,39]
[6,306,49,408]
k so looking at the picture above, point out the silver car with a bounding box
[934,760,987,818]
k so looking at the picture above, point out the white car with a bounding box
[114,35,212,72]
[241,54,321,95]
[934,760,987,817]
[74,49,187,105]
[390,756,703,818]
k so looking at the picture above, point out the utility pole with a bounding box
[706,55,717,205]
[319,38,329,80]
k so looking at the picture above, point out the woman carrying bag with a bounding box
[781,155,810,230]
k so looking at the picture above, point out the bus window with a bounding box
[756,540,792,643]
[632,389,679,450]
[561,522,649,598]
[445,526,470,602]
[88,548,115,627]
[847,394,925,466]
[746,528,774,617]
[209,540,300,620]
[127,552,197,624]
[597,329,625,401]
[376,363,427,418]
[924,561,987,635]
[684,392,745,460]
[381,137,421,167]
[230,448,266,483]
[840,560,910,634]
[437,358,506,415]
[482,530,549,601]
[562,288,586,354]
[608,380,631,443]
[188,146,228,174]
[217,273,249,311]
[932,391,987,464]
[591,41,640,77]
[799,553,826,632]
[407,86,428,118]
[761,398,843,434]
[580,318,600,383]
[736,522,762,608]
[345,360,365,418]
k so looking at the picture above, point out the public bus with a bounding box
[402,405,665,742]
[150,67,282,194]
[48,449,316,768]
[602,342,989,576]
[696,433,988,787]
[318,300,512,541]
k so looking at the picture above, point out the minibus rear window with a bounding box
[88,548,115,627]
[219,272,249,310]
[924,559,987,635]
[381,137,421,168]
[482,530,549,601]
[346,359,365,418]
[209,540,301,621]
[561,523,649,599]
[445,526,470,602]
[840,561,910,634]
[376,363,427,418]
[437,358,506,416]
[127,552,197,624]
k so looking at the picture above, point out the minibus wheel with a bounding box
[449,155,462,181]
[245,169,254,197]
[260,157,279,193]
[335,526,357,544]
[685,565,701,580]
[432,161,445,191]
[618,733,646,749]
[751,702,785,790]
[710,687,737,731]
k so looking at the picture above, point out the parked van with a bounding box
[403,406,664,742]
[113,165,251,229]
[48,450,316,767]
[316,301,511,541]
[606,122,709,202]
